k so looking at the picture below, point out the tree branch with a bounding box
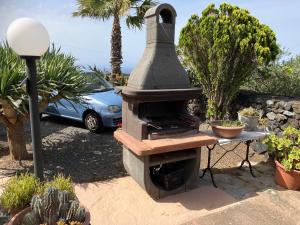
[38,94,63,113]
[0,112,11,127]
[0,99,18,125]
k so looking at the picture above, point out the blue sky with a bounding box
[0,0,299,73]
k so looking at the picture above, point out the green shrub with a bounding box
[37,174,75,198]
[0,174,39,212]
[244,53,300,97]
[263,126,300,171]
[178,3,279,120]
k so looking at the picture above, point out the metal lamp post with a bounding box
[6,18,50,181]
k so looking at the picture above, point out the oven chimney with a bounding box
[127,3,190,90]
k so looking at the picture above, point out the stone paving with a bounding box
[183,189,300,225]
[75,158,300,225]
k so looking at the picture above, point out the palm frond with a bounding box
[73,0,120,20]
[126,0,157,29]
[73,0,158,28]
[0,43,89,116]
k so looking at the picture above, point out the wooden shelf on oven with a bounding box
[114,129,217,156]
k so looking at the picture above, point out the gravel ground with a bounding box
[0,115,127,183]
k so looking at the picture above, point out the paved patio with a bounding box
[75,177,236,225]
[75,159,300,225]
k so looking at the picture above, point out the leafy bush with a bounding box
[263,126,300,171]
[0,174,39,212]
[244,53,300,97]
[178,3,279,120]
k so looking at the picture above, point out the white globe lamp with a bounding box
[7,17,49,57]
[6,18,49,181]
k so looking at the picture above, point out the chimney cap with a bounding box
[144,3,177,23]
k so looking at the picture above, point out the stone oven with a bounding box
[114,3,217,199]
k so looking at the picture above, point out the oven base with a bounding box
[123,147,201,199]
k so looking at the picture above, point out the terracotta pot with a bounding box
[9,207,27,217]
[275,160,300,190]
[7,207,30,225]
[238,113,259,131]
[210,121,245,138]
[8,206,90,225]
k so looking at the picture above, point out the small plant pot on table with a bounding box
[238,107,260,131]
[210,120,245,138]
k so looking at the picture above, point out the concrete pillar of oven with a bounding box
[127,3,190,90]
[123,147,201,200]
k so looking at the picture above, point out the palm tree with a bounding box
[73,0,157,84]
[0,43,89,160]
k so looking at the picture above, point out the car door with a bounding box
[56,98,83,120]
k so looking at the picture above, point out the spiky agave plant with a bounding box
[0,42,89,160]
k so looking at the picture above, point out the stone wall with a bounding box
[231,91,300,132]
[191,90,300,132]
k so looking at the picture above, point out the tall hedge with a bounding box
[178,3,279,119]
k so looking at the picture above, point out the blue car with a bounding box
[44,73,122,132]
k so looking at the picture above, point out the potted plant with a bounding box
[210,120,245,138]
[263,126,300,190]
[0,174,40,216]
[1,173,90,224]
[258,118,269,132]
[8,186,90,225]
[238,107,260,131]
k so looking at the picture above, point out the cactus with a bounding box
[43,186,60,225]
[74,206,86,222]
[66,200,80,221]
[30,195,40,209]
[22,187,85,225]
[59,203,70,220]
[22,211,40,225]
[31,195,44,222]
[58,190,71,219]
[59,190,71,204]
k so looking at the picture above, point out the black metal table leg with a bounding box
[239,140,255,177]
[200,145,218,188]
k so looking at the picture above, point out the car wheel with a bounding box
[84,112,103,133]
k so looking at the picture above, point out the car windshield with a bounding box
[85,73,114,93]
